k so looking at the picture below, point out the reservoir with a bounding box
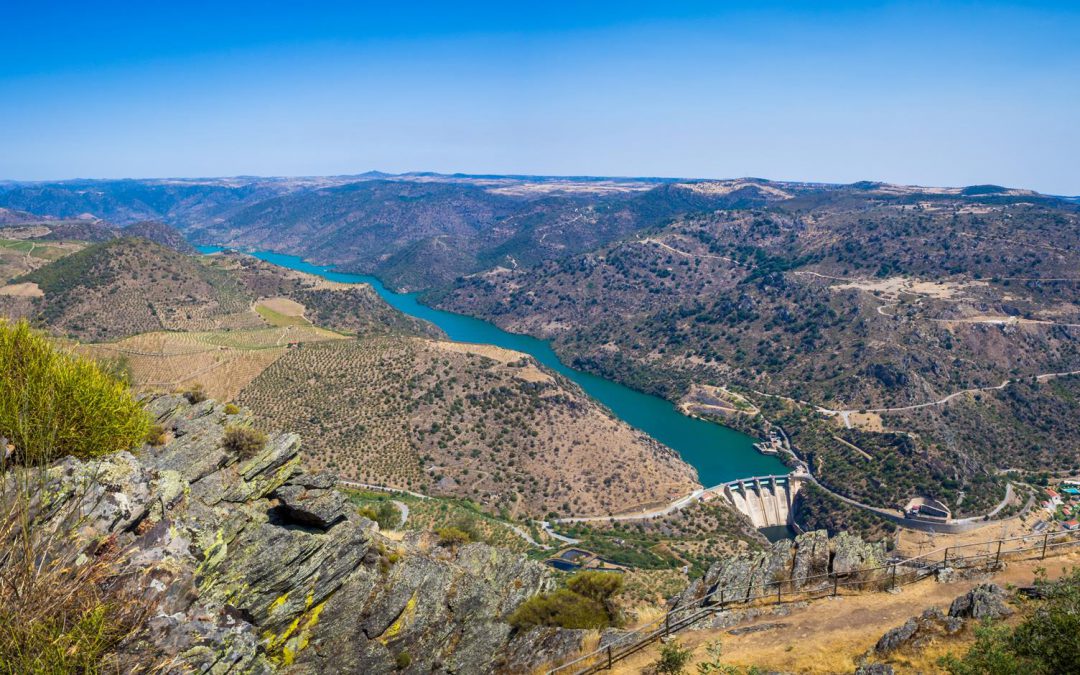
[199,247,787,486]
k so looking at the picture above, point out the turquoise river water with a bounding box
[200,247,786,486]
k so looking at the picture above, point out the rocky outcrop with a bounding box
[874,607,964,655]
[790,529,830,590]
[674,530,889,611]
[6,395,587,673]
[948,583,1012,621]
[831,531,886,579]
[871,584,1014,660]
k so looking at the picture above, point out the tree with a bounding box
[375,500,401,530]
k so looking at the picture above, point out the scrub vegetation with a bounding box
[0,320,155,672]
[0,319,149,465]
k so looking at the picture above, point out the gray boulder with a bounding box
[949,583,1012,620]
[855,664,894,675]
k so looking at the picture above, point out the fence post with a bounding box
[1042,532,1049,559]
[942,547,949,567]
[890,564,897,590]
[995,539,1002,566]
[833,575,839,596]
[607,645,612,670]
[777,583,782,604]
[719,588,725,607]
[665,613,671,636]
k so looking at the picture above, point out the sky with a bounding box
[1,1,1078,193]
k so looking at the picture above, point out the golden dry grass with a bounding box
[254,297,311,327]
[0,282,43,297]
[73,325,346,401]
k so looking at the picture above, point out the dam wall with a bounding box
[718,474,802,529]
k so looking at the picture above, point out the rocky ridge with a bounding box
[8,394,594,673]
[673,530,888,611]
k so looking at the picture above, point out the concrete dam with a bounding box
[718,474,804,529]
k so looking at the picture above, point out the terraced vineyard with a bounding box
[237,335,699,518]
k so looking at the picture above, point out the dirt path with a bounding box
[613,551,1080,674]
[637,237,746,267]
[819,369,1080,416]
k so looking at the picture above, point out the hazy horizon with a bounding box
[3,2,1078,194]
[1,170,1075,197]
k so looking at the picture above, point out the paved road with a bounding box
[540,521,581,545]
[550,488,708,525]
[392,500,409,525]
[814,369,1080,417]
[339,480,431,500]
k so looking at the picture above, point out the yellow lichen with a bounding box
[266,598,328,665]
[269,592,289,613]
[378,591,418,644]
[196,530,228,575]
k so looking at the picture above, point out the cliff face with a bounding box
[11,394,589,673]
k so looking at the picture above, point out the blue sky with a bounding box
[2,1,1078,193]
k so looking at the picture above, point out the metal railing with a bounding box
[546,528,1080,674]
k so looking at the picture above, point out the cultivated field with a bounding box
[74,324,346,400]
[237,335,699,518]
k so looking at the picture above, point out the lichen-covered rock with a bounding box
[948,583,1012,620]
[9,394,570,674]
[674,529,885,612]
[831,531,885,579]
[791,529,830,589]
[272,473,348,529]
[874,597,978,657]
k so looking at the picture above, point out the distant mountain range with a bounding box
[2,173,1073,291]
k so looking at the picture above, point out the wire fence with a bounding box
[546,528,1080,674]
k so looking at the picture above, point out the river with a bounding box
[199,247,787,486]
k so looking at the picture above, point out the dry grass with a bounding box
[73,325,346,401]
[612,552,1080,674]
[0,469,154,673]
[0,282,43,298]
[254,297,310,327]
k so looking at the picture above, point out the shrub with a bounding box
[655,640,692,675]
[145,424,167,447]
[567,570,624,603]
[376,500,401,530]
[436,527,473,547]
[508,588,609,630]
[395,651,412,670]
[222,426,267,459]
[223,403,240,415]
[184,384,207,404]
[0,319,150,465]
[940,568,1080,674]
[509,571,625,630]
